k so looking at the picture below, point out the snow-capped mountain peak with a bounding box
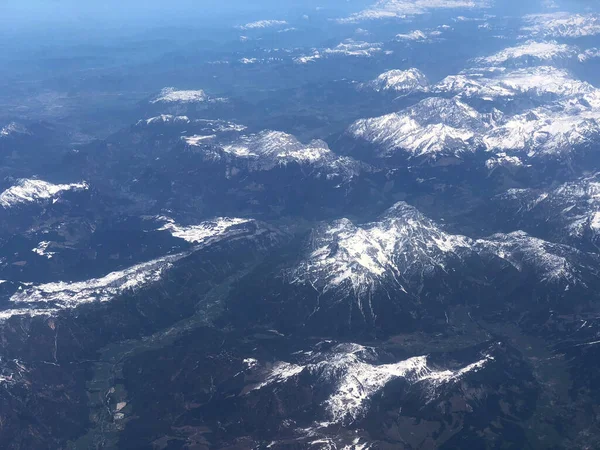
[362,68,429,94]
[349,97,488,158]
[291,202,472,300]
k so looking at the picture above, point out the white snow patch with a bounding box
[238,20,288,30]
[0,179,89,208]
[157,216,251,244]
[32,241,56,259]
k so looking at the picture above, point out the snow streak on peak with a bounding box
[252,342,494,424]
[363,68,429,94]
[523,12,600,38]
[0,179,89,208]
[338,0,491,23]
[157,216,252,244]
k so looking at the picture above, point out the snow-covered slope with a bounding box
[151,88,226,104]
[0,179,89,208]
[291,202,472,301]
[523,12,600,38]
[474,41,578,66]
[434,66,594,100]
[348,97,489,158]
[2,217,264,320]
[138,115,191,125]
[157,217,251,244]
[250,341,494,425]
[485,153,527,170]
[483,104,600,155]
[291,202,600,306]
[495,174,600,247]
[32,241,56,259]
[352,66,600,160]
[395,30,442,41]
[186,130,364,178]
[137,117,246,140]
[9,255,180,309]
[362,68,429,94]
[476,231,599,286]
[578,48,600,62]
